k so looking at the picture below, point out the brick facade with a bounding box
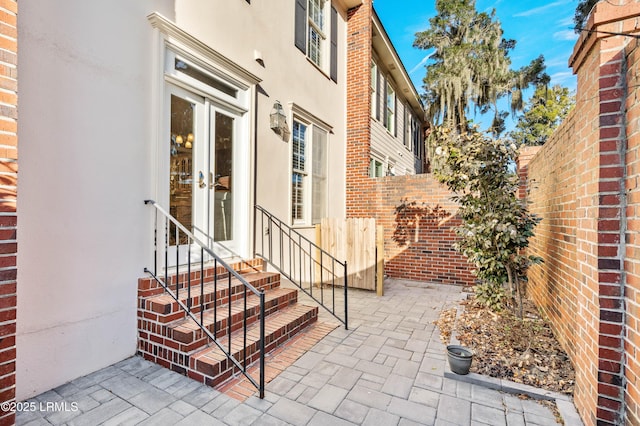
[345,2,473,286]
[372,175,474,285]
[623,21,640,425]
[0,1,16,424]
[518,2,640,424]
[346,0,373,218]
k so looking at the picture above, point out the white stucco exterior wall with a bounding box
[16,0,348,400]
[16,0,175,400]
[172,0,348,226]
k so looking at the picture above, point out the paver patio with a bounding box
[16,279,582,425]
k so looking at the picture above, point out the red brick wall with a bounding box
[373,175,474,285]
[624,31,640,426]
[345,0,373,218]
[519,2,640,424]
[521,109,603,420]
[519,116,580,358]
[345,2,473,286]
[0,1,16,424]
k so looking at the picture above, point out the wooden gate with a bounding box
[317,218,383,292]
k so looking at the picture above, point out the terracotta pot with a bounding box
[446,345,473,375]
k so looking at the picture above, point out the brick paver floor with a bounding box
[16,279,583,425]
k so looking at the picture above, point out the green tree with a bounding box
[430,126,543,315]
[414,0,548,134]
[508,85,575,146]
[574,0,599,33]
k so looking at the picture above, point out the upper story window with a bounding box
[404,108,413,150]
[295,0,338,82]
[308,0,325,66]
[385,83,396,134]
[412,116,422,157]
[371,61,378,118]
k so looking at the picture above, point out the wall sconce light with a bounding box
[270,101,289,140]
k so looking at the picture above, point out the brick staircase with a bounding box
[137,258,318,389]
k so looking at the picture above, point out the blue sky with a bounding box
[373,0,580,128]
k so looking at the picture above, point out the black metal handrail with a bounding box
[144,200,265,398]
[254,205,348,329]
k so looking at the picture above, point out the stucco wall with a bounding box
[16,0,349,400]
[172,0,348,228]
[16,0,174,400]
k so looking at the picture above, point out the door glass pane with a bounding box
[213,112,234,242]
[169,95,195,245]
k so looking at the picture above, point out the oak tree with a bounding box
[414,0,548,134]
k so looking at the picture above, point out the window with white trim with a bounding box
[295,0,338,81]
[369,157,384,178]
[405,108,413,150]
[412,116,423,159]
[308,0,325,66]
[292,122,307,222]
[311,127,328,223]
[371,61,378,118]
[385,83,396,134]
[291,119,328,225]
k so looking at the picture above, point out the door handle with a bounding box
[198,171,206,189]
[209,172,214,190]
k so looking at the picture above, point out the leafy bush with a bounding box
[430,126,543,315]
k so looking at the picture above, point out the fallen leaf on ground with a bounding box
[436,296,575,395]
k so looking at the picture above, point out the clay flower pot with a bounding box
[446,345,473,375]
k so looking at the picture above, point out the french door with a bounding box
[167,85,238,264]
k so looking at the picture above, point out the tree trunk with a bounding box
[505,263,514,300]
[506,264,522,316]
[514,272,523,319]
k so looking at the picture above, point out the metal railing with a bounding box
[254,205,348,329]
[144,200,265,398]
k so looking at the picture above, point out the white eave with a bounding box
[335,0,363,10]
[371,8,425,120]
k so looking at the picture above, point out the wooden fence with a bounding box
[317,218,384,294]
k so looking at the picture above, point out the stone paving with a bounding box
[16,279,583,425]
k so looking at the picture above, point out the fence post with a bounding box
[376,225,384,297]
[315,224,322,288]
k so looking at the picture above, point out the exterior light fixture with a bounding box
[270,100,289,139]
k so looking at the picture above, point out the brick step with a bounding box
[141,272,281,323]
[190,303,319,387]
[138,258,265,298]
[169,287,299,352]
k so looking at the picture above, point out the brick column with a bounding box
[345,1,373,217]
[569,1,640,424]
[516,146,541,200]
[0,1,17,425]
[622,14,640,426]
